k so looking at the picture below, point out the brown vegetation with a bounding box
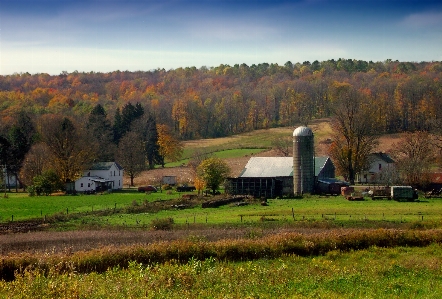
[2,228,442,281]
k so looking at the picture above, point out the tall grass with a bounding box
[2,228,442,282]
[2,244,442,298]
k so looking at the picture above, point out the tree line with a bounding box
[1,59,441,140]
[0,103,183,192]
[1,58,441,190]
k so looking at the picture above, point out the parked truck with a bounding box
[391,186,418,201]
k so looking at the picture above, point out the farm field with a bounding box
[1,119,440,297]
[1,191,442,226]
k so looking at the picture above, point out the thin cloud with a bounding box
[401,11,442,28]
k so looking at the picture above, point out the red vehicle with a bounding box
[138,185,157,192]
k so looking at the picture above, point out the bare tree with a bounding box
[19,143,51,187]
[328,82,379,184]
[390,131,436,188]
[271,135,292,157]
[117,131,146,187]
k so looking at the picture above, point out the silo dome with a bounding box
[293,126,313,137]
[293,126,315,195]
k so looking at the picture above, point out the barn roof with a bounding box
[239,156,330,178]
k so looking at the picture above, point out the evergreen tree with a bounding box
[113,103,145,144]
[5,112,36,190]
[113,108,123,144]
[87,104,115,161]
[145,116,164,169]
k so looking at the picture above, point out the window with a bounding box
[110,171,112,176]
[114,171,116,176]
[119,180,120,186]
[88,183,90,187]
[81,183,83,187]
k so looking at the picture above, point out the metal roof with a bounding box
[314,156,329,176]
[239,156,330,178]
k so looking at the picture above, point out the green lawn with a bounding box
[2,191,442,228]
[0,189,177,222]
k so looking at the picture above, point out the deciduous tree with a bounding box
[40,115,94,184]
[196,157,230,194]
[390,131,436,188]
[328,81,379,184]
[117,131,146,186]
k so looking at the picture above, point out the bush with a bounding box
[151,217,174,230]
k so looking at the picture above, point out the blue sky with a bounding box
[0,0,441,75]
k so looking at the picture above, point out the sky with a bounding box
[0,0,441,75]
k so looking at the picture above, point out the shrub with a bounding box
[151,217,174,230]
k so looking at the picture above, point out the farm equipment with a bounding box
[391,186,418,202]
[425,188,442,198]
[368,187,391,200]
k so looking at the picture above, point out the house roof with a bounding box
[370,152,395,164]
[88,162,123,171]
[239,156,330,178]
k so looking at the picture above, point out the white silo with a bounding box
[293,126,315,196]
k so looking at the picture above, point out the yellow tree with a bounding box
[156,124,183,163]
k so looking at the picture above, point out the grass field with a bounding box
[2,245,442,298]
[165,148,266,167]
[2,191,442,227]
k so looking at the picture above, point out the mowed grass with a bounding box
[75,196,442,228]
[3,190,442,228]
[2,244,442,298]
[0,190,178,222]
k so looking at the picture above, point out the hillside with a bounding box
[130,118,405,187]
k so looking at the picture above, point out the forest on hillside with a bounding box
[1,59,442,140]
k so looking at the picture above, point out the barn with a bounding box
[225,126,349,198]
[225,156,338,198]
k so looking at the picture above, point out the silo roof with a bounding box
[293,126,313,137]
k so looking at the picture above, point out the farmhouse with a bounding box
[356,152,396,185]
[73,162,123,193]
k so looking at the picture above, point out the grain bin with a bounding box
[293,126,315,196]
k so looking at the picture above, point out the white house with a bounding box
[74,162,124,193]
[356,152,397,185]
